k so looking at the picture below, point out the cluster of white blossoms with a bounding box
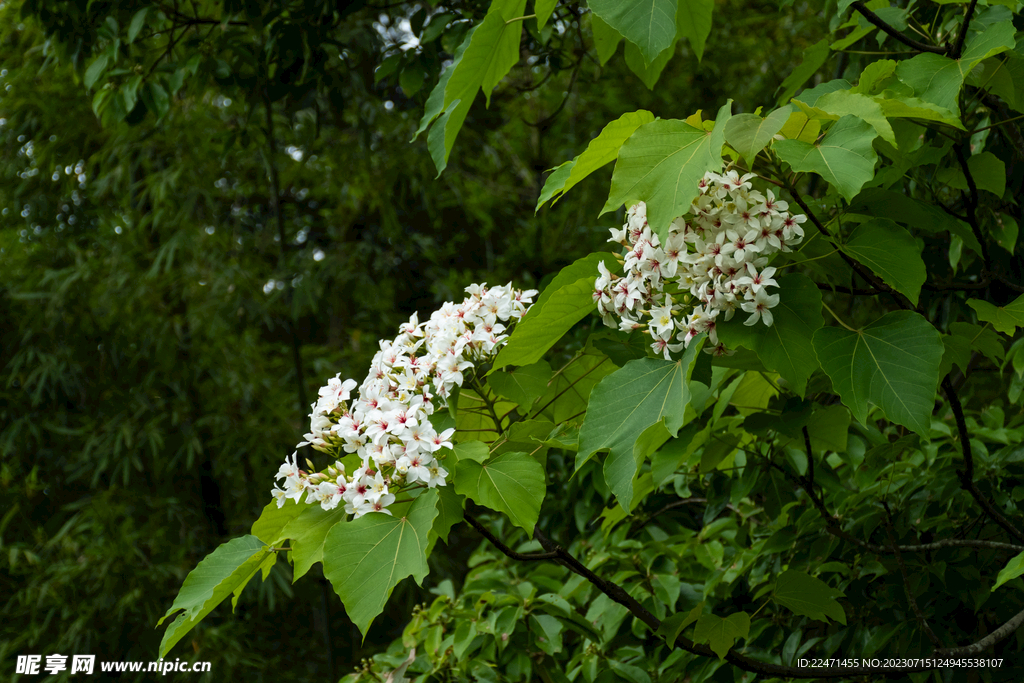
[272,283,536,518]
[594,169,806,358]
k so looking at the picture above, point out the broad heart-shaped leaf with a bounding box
[158,536,269,657]
[537,110,655,210]
[716,274,823,397]
[603,101,732,243]
[797,89,896,146]
[323,489,439,639]
[676,0,713,61]
[774,115,878,201]
[694,612,750,660]
[487,361,553,409]
[624,40,676,89]
[842,219,926,305]
[493,277,595,370]
[578,339,705,511]
[250,499,304,544]
[968,294,1024,335]
[589,0,678,67]
[453,451,546,535]
[992,550,1024,592]
[772,570,846,625]
[279,504,347,581]
[812,311,943,435]
[724,107,791,167]
[874,94,964,130]
[895,20,1016,117]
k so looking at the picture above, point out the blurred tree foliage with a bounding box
[0,0,817,679]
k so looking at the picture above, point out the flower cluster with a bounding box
[272,283,536,518]
[594,169,806,357]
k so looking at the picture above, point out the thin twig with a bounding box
[950,0,980,59]
[850,1,948,54]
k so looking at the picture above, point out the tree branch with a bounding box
[937,606,1024,657]
[953,142,991,273]
[950,0,980,59]
[850,2,949,54]
[941,377,1024,544]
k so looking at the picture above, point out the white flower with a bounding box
[741,288,780,326]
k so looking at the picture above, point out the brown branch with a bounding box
[470,512,939,677]
[953,142,991,273]
[463,512,560,561]
[950,0,980,60]
[850,2,949,54]
[937,606,1024,657]
[942,377,1024,544]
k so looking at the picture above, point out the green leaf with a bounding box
[157,536,269,656]
[724,107,791,168]
[493,278,595,370]
[536,345,616,424]
[538,110,655,210]
[578,339,704,502]
[603,101,732,242]
[777,38,829,104]
[607,660,652,683]
[992,550,1024,591]
[454,451,546,535]
[716,274,823,396]
[848,188,980,255]
[413,26,476,141]
[323,489,439,638]
[693,612,750,660]
[488,361,553,408]
[535,0,558,29]
[938,151,1006,196]
[128,7,149,44]
[968,294,1024,335]
[874,94,964,129]
[657,601,704,647]
[895,21,1016,116]
[278,505,346,580]
[624,40,676,89]
[427,98,468,177]
[520,252,620,328]
[812,310,943,435]
[774,115,878,201]
[676,0,713,61]
[536,160,576,211]
[605,419,671,512]
[84,54,109,91]
[427,486,465,556]
[772,570,846,624]
[842,219,926,305]
[589,0,678,67]
[250,500,304,544]
[140,82,170,120]
[590,13,624,66]
[452,440,490,466]
[802,89,896,146]
[852,59,897,95]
